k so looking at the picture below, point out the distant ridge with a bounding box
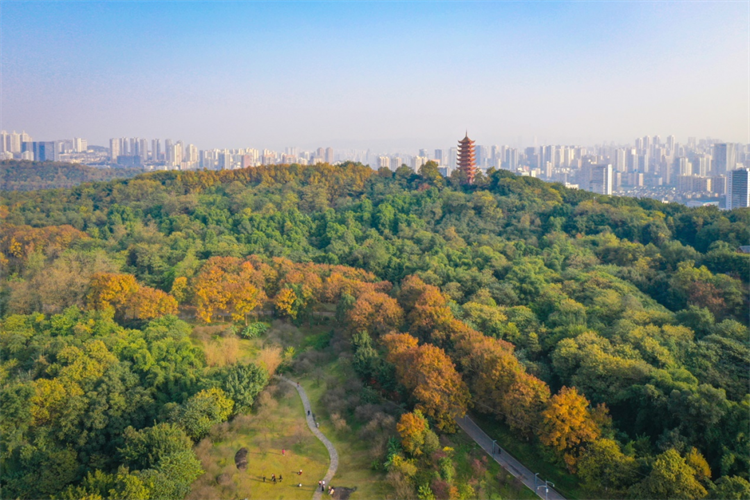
[0,160,144,191]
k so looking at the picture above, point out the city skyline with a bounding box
[1,2,747,150]
[4,127,748,209]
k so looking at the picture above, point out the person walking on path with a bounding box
[321,480,326,491]
[318,481,322,490]
[276,374,339,500]
[279,474,283,482]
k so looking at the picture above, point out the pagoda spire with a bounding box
[457,132,477,184]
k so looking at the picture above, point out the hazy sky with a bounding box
[1,1,747,151]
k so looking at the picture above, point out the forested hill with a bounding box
[0,160,144,191]
[1,162,749,499]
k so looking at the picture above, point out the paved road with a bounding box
[457,415,566,500]
[277,375,339,500]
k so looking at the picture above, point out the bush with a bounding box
[239,322,270,339]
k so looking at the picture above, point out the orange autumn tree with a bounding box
[540,386,602,471]
[87,272,177,320]
[129,287,179,320]
[450,323,550,438]
[346,291,404,337]
[193,257,265,323]
[397,410,429,456]
[383,332,470,431]
[87,273,140,311]
[501,371,551,438]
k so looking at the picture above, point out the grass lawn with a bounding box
[187,379,329,500]
[298,366,392,499]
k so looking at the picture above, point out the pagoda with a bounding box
[457,132,477,184]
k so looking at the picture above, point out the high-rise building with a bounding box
[378,156,391,170]
[10,132,23,153]
[667,135,676,152]
[325,147,334,164]
[152,139,161,161]
[173,142,183,166]
[165,140,173,164]
[434,149,443,165]
[412,156,428,171]
[139,139,149,160]
[201,150,215,169]
[73,137,87,153]
[589,164,613,195]
[109,138,120,159]
[0,131,8,153]
[728,168,750,209]
[22,141,57,162]
[457,133,477,184]
[505,148,518,170]
[714,143,737,175]
[419,149,429,158]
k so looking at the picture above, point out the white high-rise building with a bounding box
[728,168,750,209]
[139,138,149,159]
[73,137,87,153]
[10,131,22,153]
[109,138,120,159]
[187,144,198,163]
[173,141,183,166]
[412,156,428,171]
[378,156,391,170]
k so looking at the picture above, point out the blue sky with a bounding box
[1,1,747,151]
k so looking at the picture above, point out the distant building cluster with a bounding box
[106,138,336,171]
[2,129,749,209]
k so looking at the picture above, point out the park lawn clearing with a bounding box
[299,367,393,500]
[187,380,329,500]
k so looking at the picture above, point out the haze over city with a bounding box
[1,1,747,151]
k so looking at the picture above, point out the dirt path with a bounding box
[277,375,339,500]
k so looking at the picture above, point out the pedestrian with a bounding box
[272,476,277,484]
[318,480,322,490]
[321,480,325,491]
[297,382,300,387]
[307,410,310,416]
[298,469,303,476]
[330,487,335,496]
[262,476,266,483]
[282,448,285,456]
[271,473,276,483]
[316,421,320,428]
[279,474,283,482]
[298,483,302,488]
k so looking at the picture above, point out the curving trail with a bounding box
[277,375,339,500]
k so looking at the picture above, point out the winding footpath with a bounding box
[457,415,566,500]
[277,375,339,500]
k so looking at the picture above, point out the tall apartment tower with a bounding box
[325,147,334,164]
[457,133,477,184]
[714,143,737,175]
[109,138,120,160]
[590,164,613,195]
[728,168,750,209]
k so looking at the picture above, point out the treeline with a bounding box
[0,160,143,191]
[1,162,749,499]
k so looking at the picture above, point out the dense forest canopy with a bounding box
[0,160,144,191]
[1,162,748,499]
